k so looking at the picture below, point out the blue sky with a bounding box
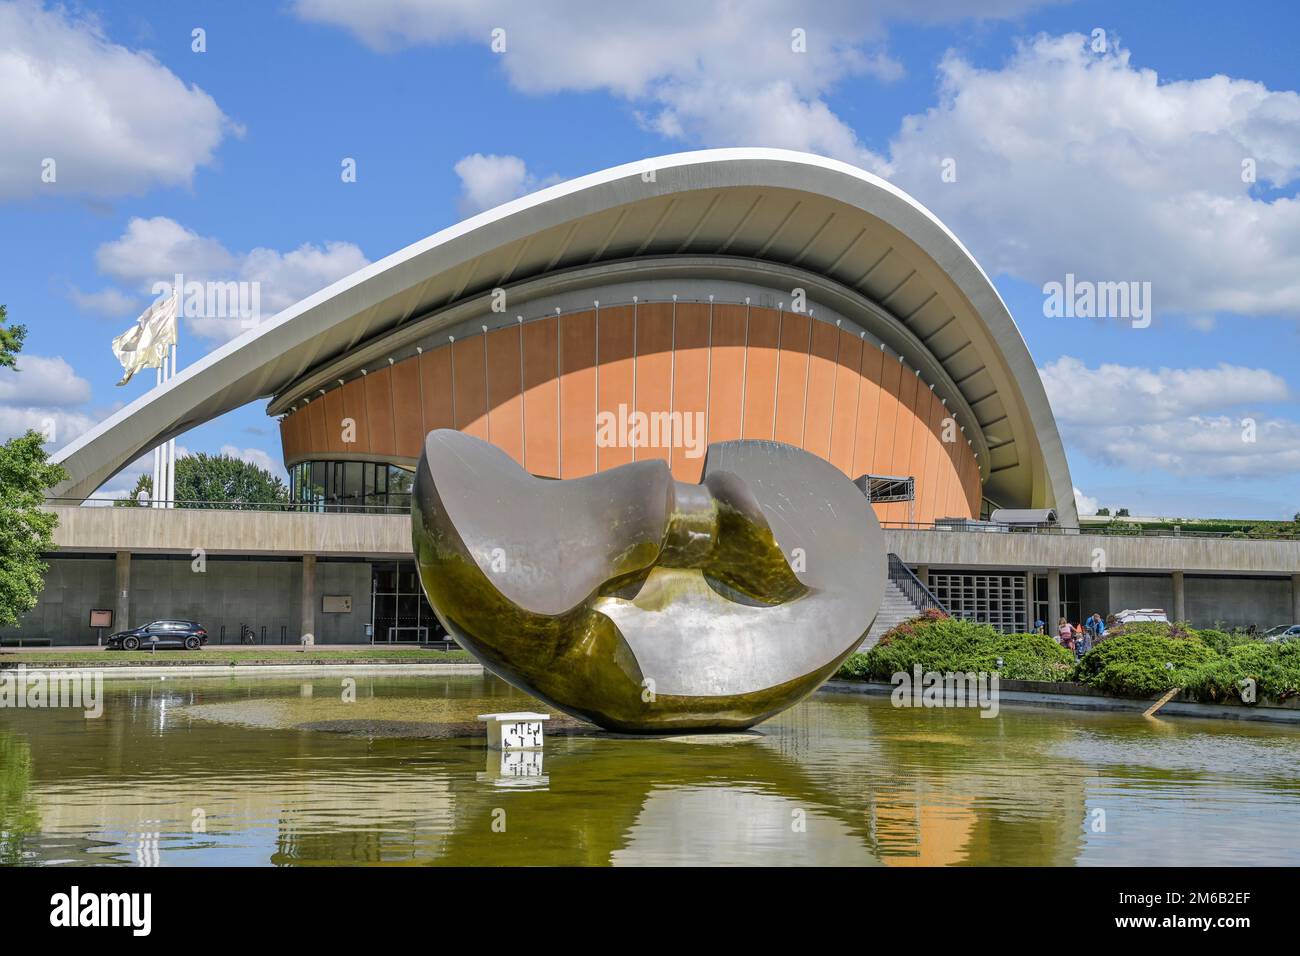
[1,0,1297,518]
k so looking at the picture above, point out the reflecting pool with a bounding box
[2,672,1298,865]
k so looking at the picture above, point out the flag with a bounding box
[112,292,178,386]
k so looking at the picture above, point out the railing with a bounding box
[877,519,1299,542]
[43,497,409,515]
[888,553,948,615]
[41,498,1300,541]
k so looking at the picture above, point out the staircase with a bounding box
[858,554,949,650]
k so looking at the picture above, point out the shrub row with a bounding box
[836,614,1300,704]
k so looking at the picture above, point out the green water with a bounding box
[1,672,1298,866]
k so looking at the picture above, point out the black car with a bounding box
[106,620,209,650]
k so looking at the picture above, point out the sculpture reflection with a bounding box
[412,430,886,732]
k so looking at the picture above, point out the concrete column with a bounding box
[1024,571,1036,631]
[1047,569,1061,630]
[301,554,316,644]
[1172,571,1186,623]
[914,565,930,587]
[114,550,131,635]
[1292,573,1299,623]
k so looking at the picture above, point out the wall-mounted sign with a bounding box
[89,609,114,628]
[322,595,352,613]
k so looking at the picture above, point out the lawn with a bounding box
[0,647,476,666]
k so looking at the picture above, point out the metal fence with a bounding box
[42,498,1299,542]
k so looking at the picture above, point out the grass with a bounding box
[0,647,475,666]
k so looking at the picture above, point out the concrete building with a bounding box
[8,149,1297,645]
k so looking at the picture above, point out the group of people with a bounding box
[1034,613,1107,657]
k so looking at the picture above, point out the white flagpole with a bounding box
[152,364,163,507]
[167,341,177,507]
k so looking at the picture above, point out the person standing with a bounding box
[1058,617,1075,653]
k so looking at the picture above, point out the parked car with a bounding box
[1265,624,1300,643]
[106,620,208,650]
[1111,608,1170,625]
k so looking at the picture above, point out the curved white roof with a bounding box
[52,147,1075,523]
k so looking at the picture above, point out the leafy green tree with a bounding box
[117,453,288,508]
[0,437,68,629]
[1095,507,1110,516]
[0,305,25,371]
[0,304,67,628]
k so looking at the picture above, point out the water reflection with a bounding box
[0,673,1298,865]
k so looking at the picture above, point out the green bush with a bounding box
[1193,628,1257,655]
[837,617,1300,705]
[1180,641,1300,704]
[1074,631,1219,696]
[836,615,1074,682]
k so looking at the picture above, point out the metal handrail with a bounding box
[42,497,409,515]
[887,553,948,615]
[39,498,1300,541]
[878,519,1298,542]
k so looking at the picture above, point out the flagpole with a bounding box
[167,341,177,507]
[153,365,163,507]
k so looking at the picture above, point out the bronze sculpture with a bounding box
[412,430,885,732]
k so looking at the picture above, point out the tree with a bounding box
[1096,507,1110,516]
[0,306,68,627]
[1115,508,1130,517]
[117,452,288,508]
[0,304,25,370]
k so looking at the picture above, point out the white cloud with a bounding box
[886,33,1300,319]
[219,444,285,479]
[293,0,1053,169]
[0,354,92,406]
[1040,356,1289,426]
[92,217,370,343]
[1040,356,1300,477]
[68,286,139,319]
[96,216,236,284]
[1073,487,1098,517]
[454,153,538,213]
[0,352,96,448]
[0,0,237,201]
[0,404,98,447]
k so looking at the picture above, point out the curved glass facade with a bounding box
[289,460,414,513]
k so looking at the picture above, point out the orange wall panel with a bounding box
[340,377,370,455]
[596,305,635,471]
[364,367,397,458]
[486,326,524,466]
[741,307,779,440]
[829,330,863,476]
[851,344,883,479]
[669,302,710,481]
[419,346,454,437]
[390,356,424,458]
[560,310,598,478]
[522,316,560,478]
[322,388,346,454]
[633,302,674,467]
[452,336,488,440]
[773,310,810,448]
[706,304,747,448]
[803,320,839,460]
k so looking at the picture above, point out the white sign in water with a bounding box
[477,711,550,751]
